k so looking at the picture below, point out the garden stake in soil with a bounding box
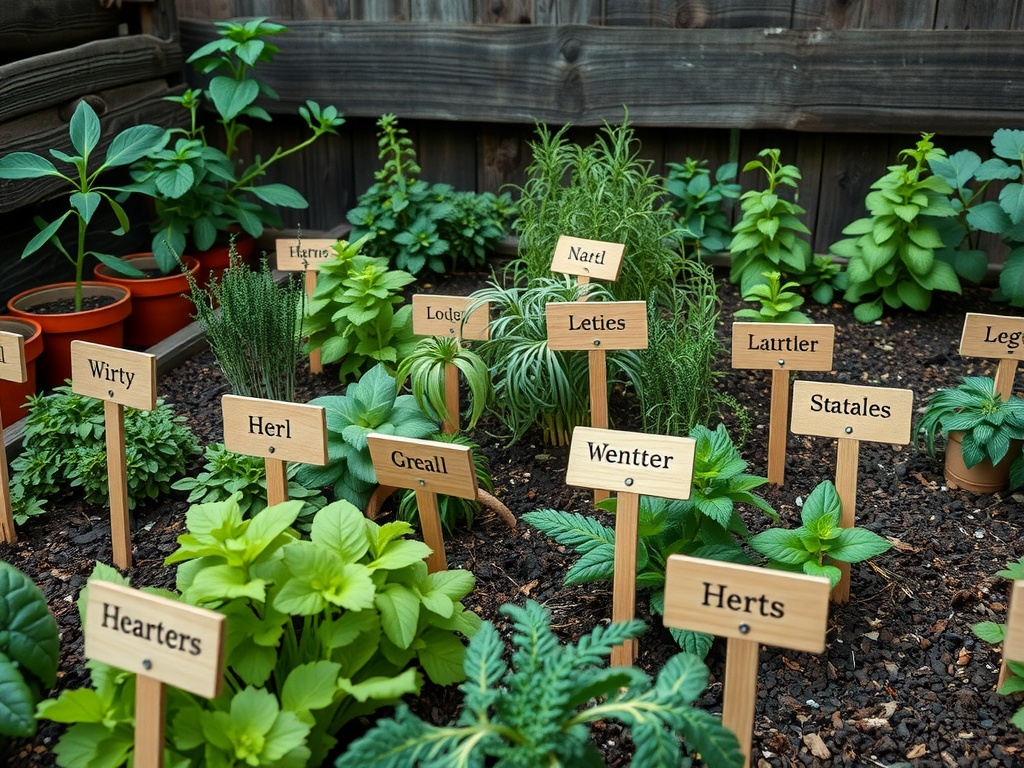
[367,433,479,573]
[566,426,695,666]
[959,312,1024,400]
[663,556,830,768]
[85,580,226,768]
[276,237,338,375]
[790,380,914,602]
[222,395,328,505]
[0,330,27,543]
[999,580,1024,687]
[411,294,491,434]
[70,341,157,569]
[731,322,835,486]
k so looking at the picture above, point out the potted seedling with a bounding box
[0,99,166,386]
[917,375,1024,492]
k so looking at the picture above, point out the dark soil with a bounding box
[21,294,119,315]
[4,266,1024,768]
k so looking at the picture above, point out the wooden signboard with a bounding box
[367,433,478,573]
[86,580,226,767]
[0,330,27,543]
[275,237,338,374]
[71,341,157,569]
[411,294,491,434]
[1000,580,1024,686]
[222,395,328,507]
[567,426,695,666]
[731,322,835,486]
[549,235,625,283]
[791,380,914,602]
[663,556,830,767]
[959,312,1024,399]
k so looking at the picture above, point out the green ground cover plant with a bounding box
[734,270,811,324]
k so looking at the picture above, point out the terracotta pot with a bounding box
[943,430,1021,493]
[0,316,43,426]
[93,253,200,349]
[192,234,255,287]
[6,282,131,389]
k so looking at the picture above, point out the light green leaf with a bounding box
[376,583,421,649]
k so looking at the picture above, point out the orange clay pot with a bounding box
[0,316,43,426]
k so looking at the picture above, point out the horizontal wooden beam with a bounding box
[180,21,1024,135]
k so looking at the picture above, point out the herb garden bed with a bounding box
[3,264,1024,768]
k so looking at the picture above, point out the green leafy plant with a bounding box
[748,480,891,588]
[512,115,682,305]
[171,442,325,521]
[829,133,960,322]
[665,156,741,257]
[525,423,774,657]
[467,276,639,446]
[728,148,812,295]
[296,363,438,508]
[186,248,305,401]
[916,375,1024,476]
[396,335,491,430]
[397,432,494,533]
[972,556,1024,732]
[348,114,515,275]
[0,99,166,308]
[0,560,58,746]
[10,385,197,515]
[795,253,844,304]
[129,17,345,271]
[734,270,811,323]
[335,599,744,768]
[302,235,418,382]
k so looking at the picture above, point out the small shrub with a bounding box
[665,156,741,257]
[734,270,811,324]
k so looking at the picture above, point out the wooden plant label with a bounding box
[222,395,328,464]
[790,380,914,444]
[549,234,625,283]
[274,238,337,271]
[568,427,695,666]
[566,426,694,499]
[959,312,1024,399]
[663,555,830,767]
[545,300,648,351]
[1004,580,1024,665]
[71,341,157,412]
[86,580,226,768]
[412,294,490,340]
[0,330,27,384]
[367,433,478,573]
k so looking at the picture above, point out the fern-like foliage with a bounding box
[335,600,743,768]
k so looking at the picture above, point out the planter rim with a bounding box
[6,282,132,320]
[0,315,43,361]
[93,253,201,293]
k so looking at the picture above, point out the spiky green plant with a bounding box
[396,335,491,430]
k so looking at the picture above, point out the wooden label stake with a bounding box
[71,341,157,569]
[0,330,28,543]
[731,322,835,486]
[276,237,339,375]
[222,395,328,507]
[367,434,479,573]
[790,380,914,603]
[566,427,695,665]
[999,580,1024,687]
[959,312,1024,400]
[411,294,491,434]
[663,556,830,767]
[85,580,226,768]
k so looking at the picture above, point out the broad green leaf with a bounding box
[827,527,893,563]
[103,124,167,168]
[0,560,59,685]
[69,100,101,158]
[0,152,60,180]
[415,628,467,685]
[310,499,370,562]
[209,76,260,121]
[0,656,37,737]
[972,620,1006,644]
[338,668,420,703]
[281,661,342,714]
[376,583,421,649]
[250,183,308,208]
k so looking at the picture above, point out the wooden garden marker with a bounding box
[663,556,830,768]
[85,580,226,768]
[71,341,157,570]
[959,312,1024,400]
[998,580,1024,687]
[566,426,695,666]
[0,330,28,543]
[790,381,914,603]
[411,294,491,434]
[731,322,835,486]
[275,237,338,374]
[222,395,328,507]
[366,433,478,573]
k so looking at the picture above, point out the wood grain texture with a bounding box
[610,490,640,666]
[104,400,132,570]
[134,676,165,768]
[70,342,157,412]
[768,368,790,486]
[723,636,759,767]
[832,435,859,603]
[0,0,121,61]
[415,488,448,573]
[0,417,15,544]
[222,395,329,464]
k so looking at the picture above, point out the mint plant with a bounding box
[748,480,891,587]
[334,600,744,768]
[728,148,813,295]
[734,270,811,323]
[296,364,438,508]
[665,156,741,257]
[396,335,492,430]
[829,133,960,322]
